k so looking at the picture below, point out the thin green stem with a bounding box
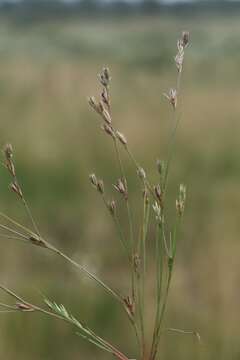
[48,245,122,303]
[138,190,150,358]
[150,223,164,360]
[125,145,156,201]
[150,267,173,360]
[112,138,140,345]
[0,284,130,360]
[22,197,41,239]
[102,195,131,261]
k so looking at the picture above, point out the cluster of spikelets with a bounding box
[0,31,199,360]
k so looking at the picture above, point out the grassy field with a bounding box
[0,13,239,360]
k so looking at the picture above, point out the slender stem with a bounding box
[48,244,122,303]
[150,223,164,360]
[126,200,134,252]
[162,327,201,343]
[138,189,150,359]
[22,197,41,239]
[0,233,28,242]
[163,69,183,194]
[125,145,156,201]
[0,284,130,360]
[112,137,140,344]
[0,224,29,241]
[150,267,173,360]
[163,112,181,194]
[0,302,17,310]
[102,195,131,261]
[13,172,41,239]
[0,212,35,236]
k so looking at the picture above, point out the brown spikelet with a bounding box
[10,182,23,199]
[16,302,34,312]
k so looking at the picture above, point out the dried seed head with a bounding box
[113,178,128,200]
[89,174,98,187]
[102,123,116,139]
[175,31,189,73]
[108,200,116,216]
[102,108,112,125]
[89,96,112,124]
[163,88,177,109]
[153,201,163,223]
[97,179,104,195]
[5,159,16,177]
[176,184,187,217]
[3,143,16,177]
[99,67,111,87]
[3,143,13,160]
[88,96,99,113]
[29,235,47,248]
[175,50,184,73]
[137,167,146,181]
[154,184,163,203]
[116,131,127,146]
[10,181,23,199]
[181,31,190,49]
[16,302,34,312]
[179,184,187,201]
[101,87,110,108]
[123,296,135,317]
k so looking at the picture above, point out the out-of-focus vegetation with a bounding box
[0,5,240,360]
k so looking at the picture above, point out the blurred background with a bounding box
[0,0,240,359]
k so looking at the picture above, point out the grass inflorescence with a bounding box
[0,31,200,360]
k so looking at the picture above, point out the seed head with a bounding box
[88,97,112,124]
[3,143,16,177]
[29,235,47,248]
[176,184,187,217]
[123,296,135,317]
[3,143,13,160]
[108,200,116,216]
[102,123,115,139]
[179,184,187,201]
[154,184,163,205]
[163,88,177,110]
[175,31,189,73]
[116,131,127,146]
[89,174,98,187]
[114,178,128,200]
[16,302,34,312]
[101,87,110,108]
[97,179,104,195]
[10,181,23,199]
[137,167,146,181]
[99,67,111,87]
[102,108,112,125]
[88,96,99,113]
[175,50,184,73]
[152,201,163,223]
[181,31,190,49]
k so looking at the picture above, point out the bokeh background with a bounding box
[0,1,240,359]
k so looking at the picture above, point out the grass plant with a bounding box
[0,31,200,360]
